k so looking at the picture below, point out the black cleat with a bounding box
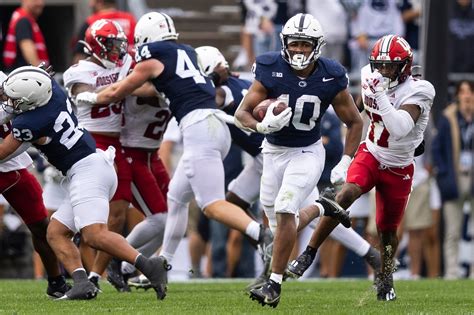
[318,188,351,228]
[88,276,102,292]
[55,280,99,300]
[128,275,152,291]
[107,258,131,292]
[46,280,72,299]
[286,250,315,279]
[249,279,281,308]
[375,272,397,301]
[145,256,171,300]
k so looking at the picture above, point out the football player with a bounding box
[235,13,363,307]
[0,71,70,298]
[63,19,134,289]
[0,66,168,300]
[291,35,435,301]
[75,12,274,299]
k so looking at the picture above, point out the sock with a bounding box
[269,273,283,284]
[47,275,65,286]
[305,245,317,260]
[315,202,325,216]
[364,246,381,271]
[245,221,261,241]
[134,253,149,272]
[71,268,88,284]
[88,272,101,279]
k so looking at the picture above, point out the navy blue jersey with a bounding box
[224,76,264,157]
[11,80,96,174]
[135,41,216,123]
[254,52,348,147]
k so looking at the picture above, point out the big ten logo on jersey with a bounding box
[0,122,12,139]
[272,71,283,78]
[143,108,171,140]
[91,100,124,119]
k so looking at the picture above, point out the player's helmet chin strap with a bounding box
[282,36,325,70]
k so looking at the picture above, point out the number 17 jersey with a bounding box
[135,41,216,123]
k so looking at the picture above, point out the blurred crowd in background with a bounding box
[0,0,472,281]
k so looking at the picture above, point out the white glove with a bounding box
[362,70,388,98]
[75,91,98,105]
[330,155,352,186]
[256,101,292,134]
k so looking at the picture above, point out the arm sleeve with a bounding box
[375,93,415,139]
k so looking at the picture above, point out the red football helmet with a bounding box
[369,35,413,88]
[82,19,128,69]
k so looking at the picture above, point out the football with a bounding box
[252,99,288,122]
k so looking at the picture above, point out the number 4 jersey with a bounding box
[135,41,216,123]
[254,52,348,147]
[11,80,96,174]
[361,64,435,167]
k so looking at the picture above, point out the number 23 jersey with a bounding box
[254,52,348,147]
[11,80,96,174]
[361,64,435,167]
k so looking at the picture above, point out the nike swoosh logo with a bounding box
[322,77,335,82]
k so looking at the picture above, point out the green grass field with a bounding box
[0,279,473,314]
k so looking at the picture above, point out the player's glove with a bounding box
[256,101,292,134]
[363,70,388,98]
[330,155,352,186]
[75,91,98,105]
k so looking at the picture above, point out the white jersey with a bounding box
[361,65,435,167]
[120,95,171,149]
[63,55,133,133]
[0,124,32,172]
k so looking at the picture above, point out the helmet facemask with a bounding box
[281,36,324,70]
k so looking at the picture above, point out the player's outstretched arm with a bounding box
[76,59,164,105]
[234,80,268,132]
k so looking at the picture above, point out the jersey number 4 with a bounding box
[176,49,205,84]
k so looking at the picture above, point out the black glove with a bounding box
[414,140,425,157]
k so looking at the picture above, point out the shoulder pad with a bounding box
[411,79,436,100]
[319,57,347,78]
[256,52,280,66]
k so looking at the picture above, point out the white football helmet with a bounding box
[2,66,52,114]
[195,46,229,75]
[280,13,325,70]
[134,12,179,47]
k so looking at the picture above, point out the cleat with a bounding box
[318,188,351,228]
[46,280,72,299]
[286,250,315,279]
[249,279,281,308]
[55,280,99,300]
[88,276,102,292]
[107,258,131,292]
[375,272,397,301]
[128,274,152,291]
[145,256,172,300]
